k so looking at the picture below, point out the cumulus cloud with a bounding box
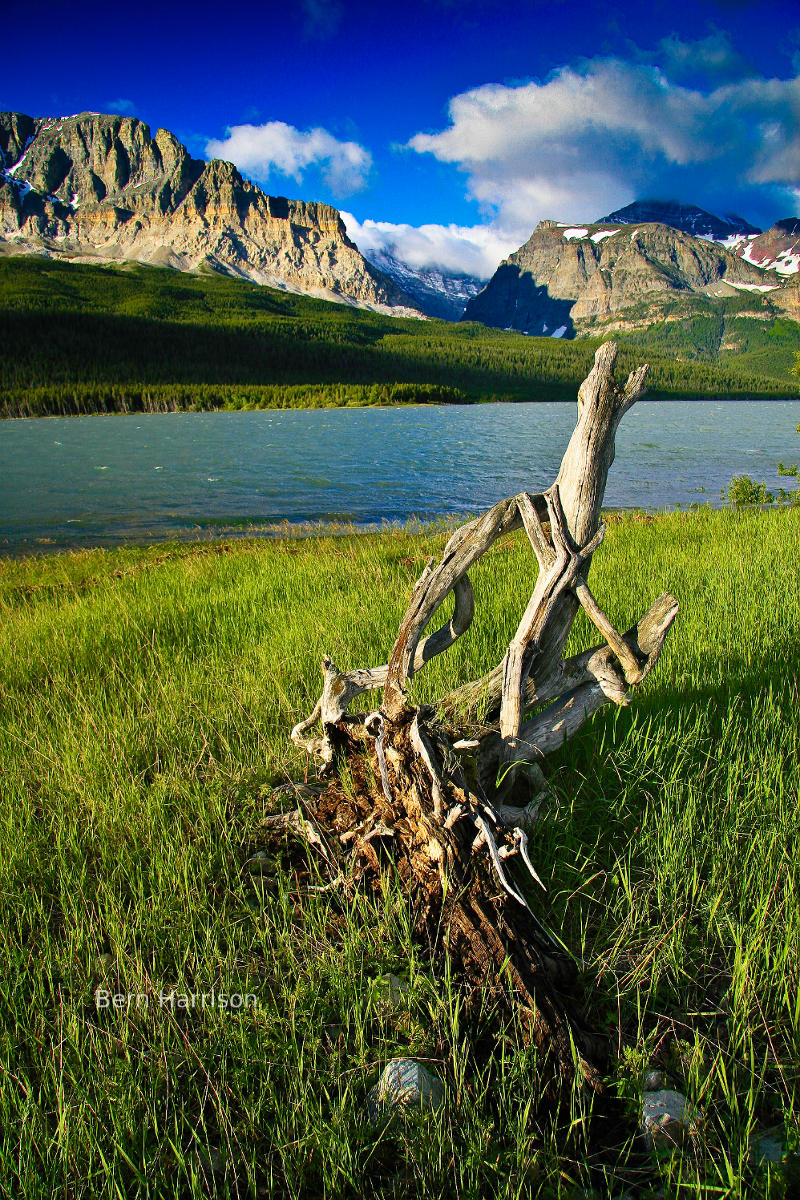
[108,98,137,115]
[341,213,517,278]
[652,31,753,83]
[408,56,800,234]
[206,121,371,197]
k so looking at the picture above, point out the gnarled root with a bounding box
[281,343,679,1091]
[299,710,608,1087]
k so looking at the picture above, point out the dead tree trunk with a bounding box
[288,343,678,1089]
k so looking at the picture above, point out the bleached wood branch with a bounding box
[285,341,679,1089]
[291,342,677,814]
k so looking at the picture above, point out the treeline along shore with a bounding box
[1,256,798,418]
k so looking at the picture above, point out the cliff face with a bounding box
[464,220,779,335]
[0,111,421,315]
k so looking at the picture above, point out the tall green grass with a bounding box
[0,508,798,1197]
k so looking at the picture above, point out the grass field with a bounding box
[1,507,798,1197]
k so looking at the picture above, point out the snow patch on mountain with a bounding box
[742,241,767,266]
[727,281,779,293]
[739,223,800,275]
[6,135,36,176]
[773,251,800,275]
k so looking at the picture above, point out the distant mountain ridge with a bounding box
[732,218,800,277]
[596,200,761,244]
[0,110,422,315]
[361,247,483,320]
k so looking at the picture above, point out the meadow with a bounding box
[0,505,798,1197]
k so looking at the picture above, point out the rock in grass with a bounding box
[643,1069,666,1091]
[374,973,410,1007]
[750,1127,800,1173]
[366,1059,444,1123]
[244,851,273,874]
[751,1132,786,1166]
[641,1089,700,1149]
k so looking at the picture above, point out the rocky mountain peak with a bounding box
[596,199,761,243]
[361,246,484,320]
[732,217,800,278]
[0,110,420,315]
[464,217,780,336]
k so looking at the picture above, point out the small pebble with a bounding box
[641,1089,700,1149]
[375,973,410,1007]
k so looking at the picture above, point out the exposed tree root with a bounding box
[284,343,679,1093]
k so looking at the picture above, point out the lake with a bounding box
[1,400,798,554]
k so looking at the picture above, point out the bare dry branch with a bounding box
[284,342,679,1089]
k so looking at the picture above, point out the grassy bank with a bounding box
[1,508,798,1196]
[1,256,798,417]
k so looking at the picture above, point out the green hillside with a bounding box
[0,256,798,417]
[597,293,800,381]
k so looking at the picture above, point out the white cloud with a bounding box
[408,59,800,233]
[341,213,516,278]
[206,121,371,197]
[653,31,752,84]
[108,98,137,116]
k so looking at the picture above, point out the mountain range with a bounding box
[1,109,799,334]
[0,110,421,316]
[595,200,760,244]
[360,246,483,321]
[463,210,799,336]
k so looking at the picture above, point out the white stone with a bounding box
[366,1058,444,1123]
[641,1089,700,1149]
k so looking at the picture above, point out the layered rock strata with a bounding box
[0,111,420,315]
[464,220,780,335]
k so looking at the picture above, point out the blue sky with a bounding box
[2,0,799,276]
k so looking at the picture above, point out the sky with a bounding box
[2,0,799,278]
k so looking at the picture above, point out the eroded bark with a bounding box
[286,342,678,1088]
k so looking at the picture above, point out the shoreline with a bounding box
[2,390,799,421]
[1,501,791,562]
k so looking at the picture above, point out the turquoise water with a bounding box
[1,400,798,553]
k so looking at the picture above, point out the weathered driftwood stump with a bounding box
[288,342,678,1090]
